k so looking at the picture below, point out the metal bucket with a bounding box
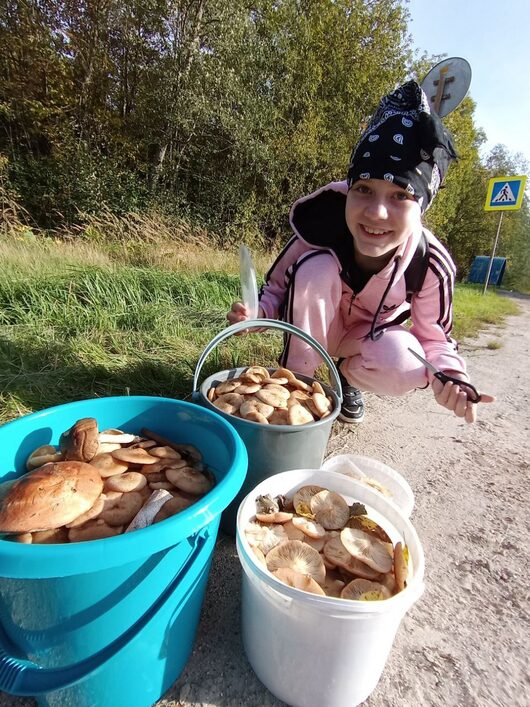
[192,319,343,533]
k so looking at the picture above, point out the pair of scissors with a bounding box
[408,348,482,403]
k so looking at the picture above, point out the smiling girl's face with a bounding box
[345,178,422,261]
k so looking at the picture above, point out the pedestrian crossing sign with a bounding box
[484,175,527,211]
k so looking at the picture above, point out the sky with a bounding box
[406,0,530,171]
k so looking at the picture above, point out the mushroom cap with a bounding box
[340,527,393,573]
[292,485,326,512]
[273,568,326,596]
[240,398,274,420]
[312,392,332,416]
[271,367,297,382]
[345,515,392,544]
[90,453,129,478]
[266,539,326,585]
[60,417,100,462]
[267,409,290,425]
[291,515,326,539]
[280,520,306,541]
[147,445,182,460]
[287,404,314,426]
[245,521,287,555]
[213,392,245,414]
[215,380,241,394]
[110,447,159,465]
[323,536,383,580]
[310,490,350,530]
[165,467,214,495]
[26,445,63,471]
[255,388,288,408]
[340,578,391,601]
[0,461,103,533]
[255,511,293,524]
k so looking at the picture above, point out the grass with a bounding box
[0,230,520,424]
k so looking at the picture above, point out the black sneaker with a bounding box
[338,379,365,424]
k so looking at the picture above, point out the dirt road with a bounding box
[2,294,528,707]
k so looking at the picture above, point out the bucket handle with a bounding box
[192,319,343,402]
[0,530,208,696]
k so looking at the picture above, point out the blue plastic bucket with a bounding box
[0,396,247,706]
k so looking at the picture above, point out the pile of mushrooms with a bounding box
[208,366,334,425]
[0,418,214,544]
[244,485,409,601]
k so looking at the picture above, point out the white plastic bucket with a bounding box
[322,453,415,518]
[236,469,425,707]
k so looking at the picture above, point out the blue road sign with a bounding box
[485,175,527,211]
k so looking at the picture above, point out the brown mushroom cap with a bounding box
[60,418,100,462]
[0,461,104,533]
[110,447,159,465]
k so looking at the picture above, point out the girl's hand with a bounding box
[431,375,495,424]
[226,302,266,334]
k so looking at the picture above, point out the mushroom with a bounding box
[394,541,409,592]
[320,572,346,598]
[110,447,159,465]
[346,515,392,544]
[90,453,129,478]
[97,432,138,445]
[292,485,325,512]
[31,527,69,544]
[340,527,393,574]
[215,380,241,394]
[213,392,245,415]
[153,494,194,523]
[256,511,293,524]
[234,382,262,394]
[291,516,326,539]
[309,490,350,530]
[266,539,326,585]
[59,418,100,462]
[281,520,306,541]
[255,388,288,408]
[26,445,63,471]
[68,518,123,542]
[147,446,182,460]
[104,472,147,493]
[0,461,103,533]
[99,491,144,526]
[245,521,287,555]
[240,398,274,420]
[340,578,391,601]
[66,495,106,528]
[300,533,326,552]
[312,392,332,417]
[165,467,214,495]
[272,568,326,596]
[287,404,314,426]
[323,536,382,580]
[267,409,290,425]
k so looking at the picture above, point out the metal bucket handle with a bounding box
[192,318,343,402]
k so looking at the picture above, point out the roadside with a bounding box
[1,296,528,707]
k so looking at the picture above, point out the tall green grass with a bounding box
[0,236,519,424]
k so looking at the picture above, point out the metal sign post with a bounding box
[483,212,503,295]
[482,174,527,294]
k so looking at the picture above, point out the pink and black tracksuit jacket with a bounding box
[258,181,468,395]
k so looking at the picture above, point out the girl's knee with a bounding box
[342,328,429,395]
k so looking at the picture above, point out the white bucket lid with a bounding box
[322,454,415,518]
[236,468,424,615]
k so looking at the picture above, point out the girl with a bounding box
[227,81,494,424]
